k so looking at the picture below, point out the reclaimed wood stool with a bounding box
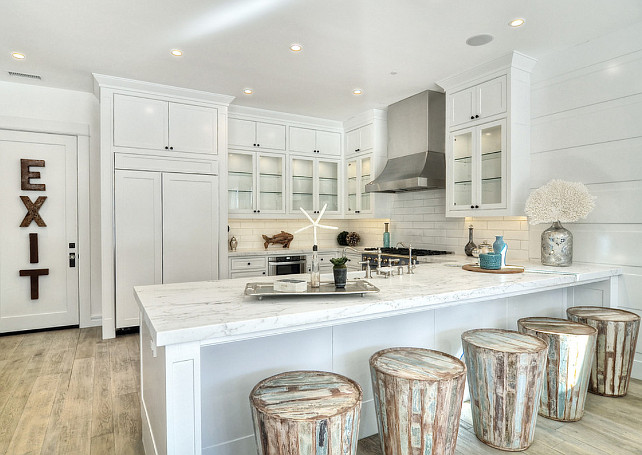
[369,347,467,455]
[461,329,548,451]
[518,317,597,421]
[567,306,641,397]
[249,370,362,455]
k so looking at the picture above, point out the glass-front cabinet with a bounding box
[447,119,506,213]
[228,151,285,215]
[290,157,339,214]
[346,155,372,214]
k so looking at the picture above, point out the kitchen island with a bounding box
[135,258,620,455]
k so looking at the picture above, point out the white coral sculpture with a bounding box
[524,180,596,225]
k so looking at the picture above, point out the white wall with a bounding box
[529,22,642,377]
[0,81,101,324]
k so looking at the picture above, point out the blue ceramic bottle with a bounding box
[383,222,390,248]
[493,235,507,267]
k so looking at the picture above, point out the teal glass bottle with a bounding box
[383,222,390,247]
[493,235,507,267]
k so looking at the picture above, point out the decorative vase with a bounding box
[333,267,347,288]
[493,235,507,267]
[541,221,573,266]
[229,236,238,252]
[465,225,477,257]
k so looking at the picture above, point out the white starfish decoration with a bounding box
[294,204,338,247]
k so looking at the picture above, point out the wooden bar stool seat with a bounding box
[461,329,548,452]
[518,317,597,421]
[567,306,641,397]
[369,347,466,455]
[249,370,362,455]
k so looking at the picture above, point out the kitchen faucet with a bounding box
[395,241,407,248]
[342,246,360,257]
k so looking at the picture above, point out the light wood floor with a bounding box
[1,327,641,455]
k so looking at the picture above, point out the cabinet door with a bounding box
[289,127,316,154]
[477,76,506,119]
[449,87,475,127]
[478,120,506,208]
[359,124,374,152]
[228,152,255,213]
[115,170,162,328]
[257,154,285,214]
[256,122,286,150]
[113,94,168,150]
[162,173,219,284]
[346,129,360,154]
[290,158,315,212]
[450,128,474,210]
[168,103,217,154]
[228,118,257,148]
[317,160,339,213]
[346,158,358,213]
[359,156,372,213]
[316,131,341,156]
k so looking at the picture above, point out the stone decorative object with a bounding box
[541,221,573,266]
[461,329,548,451]
[518,317,597,421]
[262,231,293,249]
[249,370,362,455]
[567,306,641,397]
[229,236,238,251]
[370,348,466,455]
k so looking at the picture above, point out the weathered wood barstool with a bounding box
[518,317,597,421]
[249,370,362,455]
[369,347,466,455]
[567,306,641,397]
[461,329,548,451]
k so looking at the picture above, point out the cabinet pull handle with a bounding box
[475,115,479,118]
[471,205,474,209]
[257,143,260,147]
[165,146,169,150]
[470,116,475,120]
[475,205,479,208]
[253,143,256,146]
[170,146,173,150]
[248,262,251,265]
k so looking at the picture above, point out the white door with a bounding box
[228,118,256,148]
[168,103,217,155]
[316,130,341,156]
[450,87,475,127]
[289,127,316,154]
[477,76,506,120]
[162,173,219,284]
[255,122,286,150]
[113,94,168,150]
[115,170,162,329]
[0,130,79,332]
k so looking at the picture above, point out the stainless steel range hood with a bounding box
[365,90,446,193]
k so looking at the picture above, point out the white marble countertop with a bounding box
[135,257,621,348]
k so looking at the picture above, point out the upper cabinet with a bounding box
[228,118,286,151]
[449,76,506,128]
[228,151,285,215]
[289,127,341,156]
[113,94,218,155]
[345,123,374,156]
[437,51,537,218]
[290,156,340,215]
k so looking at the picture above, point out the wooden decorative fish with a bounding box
[262,231,293,249]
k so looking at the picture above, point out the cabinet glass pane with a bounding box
[360,157,371,211]
[346,159,357,212]
[292,158,314,211]
[258,155,283,211]
[318,161,338,212]
[228,153,253,211]
[453,131,473,207]
[480,124,502,205]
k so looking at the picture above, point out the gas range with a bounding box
[361,247,453,268]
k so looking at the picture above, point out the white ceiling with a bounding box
[2,0,642,120]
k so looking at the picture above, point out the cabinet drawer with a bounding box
[230,269,267,279]
[230,257,267,270]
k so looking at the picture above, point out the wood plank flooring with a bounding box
[1,327,640,454]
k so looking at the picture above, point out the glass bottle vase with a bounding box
[541,221,573,266]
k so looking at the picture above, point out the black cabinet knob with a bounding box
[170,146,173,150]
[165,146,169,150]
[253,210,256,213]
[471,205,474,209]
[257,210,260,213]
[253,143,256,146]
[470,116,474,120]
[248,262,251,265]
[475,205,479,208]
[475,115,479,118]
[257,143,260,147]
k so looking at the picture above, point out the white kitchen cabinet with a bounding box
[228,256,268,279]
[228,151,285,215]
[290,157,340,215]
[228,118,286,151]
[346,154,373,214]
[448,119,506,213]
[289,127,341,156]
[115,169,219,328]
[438,51,537,217]
[306,252,336,273]
[113,94,217,155]
[448,76,506,128]
[345,123,373,156]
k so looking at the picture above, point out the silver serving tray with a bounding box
[245,280,380,300]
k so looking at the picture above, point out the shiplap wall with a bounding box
[529,22,642,377]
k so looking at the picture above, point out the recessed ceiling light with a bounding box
[465,34,494,47]
[11,52,26,60]
[289,44,302,52]
[509,18,525,27]
[170,49,183,57]
[352,89,363,95]
[243,88,253,95]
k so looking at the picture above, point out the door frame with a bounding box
[0,115,92,328]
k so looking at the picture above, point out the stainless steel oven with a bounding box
[268,255,306,276]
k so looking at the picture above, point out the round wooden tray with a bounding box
[462,264,525,274]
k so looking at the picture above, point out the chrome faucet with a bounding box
[358,261,373,279]
[395,241,407,248]
[342,246,360,257]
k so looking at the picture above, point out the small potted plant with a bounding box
[330,256,348,288]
